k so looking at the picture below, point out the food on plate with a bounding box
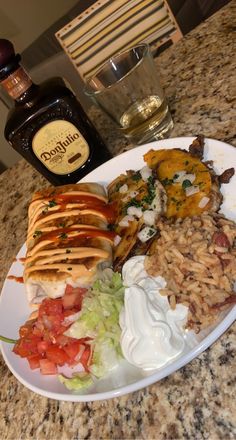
[4,136,236,393]
[24,183,116,303]
[120,256,188,370]
[143,135,234,218]
[13,269,124,389]
[13,287,91,376]
[107,166,167,271]
[145,213,236,332]
[62,269,124,386]
[108,135,234,272]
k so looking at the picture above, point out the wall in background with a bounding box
[0,0,230,171]
[0,0,79,170]
[0,0,78,53]
[0,100,19,169]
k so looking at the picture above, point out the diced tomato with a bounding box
[46,345,70,366]
[54,334,71,346]
[66,286,87,297]
[64,284,74,295]
[37,340,49,354]
[37,301,66,336]
[62,292,80,310]
[63,340,82,361]
[14,291,93,376]
[32,321,44,337]
[13,335,41,357]
[80,345,92,371]
[39,298,63,317]
[42,313,63,331]
[39,359,57,375]
[63,286,87,310]
[27,354,42,370]
[13,339,29,358]
[63,308,80,318]
[19,321,34,338]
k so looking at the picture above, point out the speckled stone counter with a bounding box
[0,2,236,439]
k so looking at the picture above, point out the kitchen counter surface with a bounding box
[0,2,236,439]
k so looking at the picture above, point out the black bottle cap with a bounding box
[0,39,21,80]
[0,39,15,65]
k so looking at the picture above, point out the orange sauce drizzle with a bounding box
[7,275,24,283]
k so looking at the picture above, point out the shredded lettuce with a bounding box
[62,269,124,390]
[59,373,93,391]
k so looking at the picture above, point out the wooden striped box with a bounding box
[55,0,182,80]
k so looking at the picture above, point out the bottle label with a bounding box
[32,120,90,175]
[1,67,32,99]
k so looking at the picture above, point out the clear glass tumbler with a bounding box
[84,43,173,145]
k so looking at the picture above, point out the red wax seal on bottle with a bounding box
[0,39,15,66]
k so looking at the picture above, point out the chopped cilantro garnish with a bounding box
[142,193,154,205]
[115,182,123,192]
[42,199,57,213]
[33,230,42,238]
[161,177,173,186]
[124,175,156,212]
[48,199,57,208]
[66,249,71,254]
[182,179,192,189]
[59,233,68,239]
[131,171,141,181]
[124,198,142,212]
[142,176,156,205]
[148,228,156,237]
[184,160,189,165]
[147,175,154,184]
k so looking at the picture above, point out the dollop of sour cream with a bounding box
[119,256,188,370]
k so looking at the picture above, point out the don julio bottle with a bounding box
[0,39,112,185]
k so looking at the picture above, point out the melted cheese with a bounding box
[144,148,212,218]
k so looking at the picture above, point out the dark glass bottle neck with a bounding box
[0,62,34,102]
[15,82,39,105]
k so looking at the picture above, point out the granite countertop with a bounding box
[0,2,236,439]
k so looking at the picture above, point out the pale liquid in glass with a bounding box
[119,95,173,144]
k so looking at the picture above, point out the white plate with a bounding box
[0,137,236,402]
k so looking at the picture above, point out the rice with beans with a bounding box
[144,213,236,333]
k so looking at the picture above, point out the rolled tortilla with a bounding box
[24,183,115,303]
